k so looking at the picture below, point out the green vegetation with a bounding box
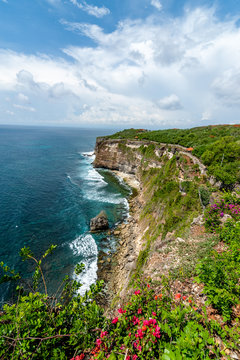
[0,247,104,359]
[1,246,239,359]
[1,126,240,358]
[108,125,240,187]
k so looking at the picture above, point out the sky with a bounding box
[1,0,240,129]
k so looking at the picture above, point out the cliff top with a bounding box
[99,125,240,187]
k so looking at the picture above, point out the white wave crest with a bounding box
[69,234,98,295]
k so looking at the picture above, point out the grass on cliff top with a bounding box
[107,125,240,187]
[107,125,240,147]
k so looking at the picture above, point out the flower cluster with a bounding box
[70,354,84,360]
[204,199,240,231]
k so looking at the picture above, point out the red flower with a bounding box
[96,339,102,346]
[175,293,181,299]
[134,290,141,295]
[182,296,187,300]
[118,308,126,314]
[147,284,150,288]
[75,355,85,360]
[112,317,118,324]
[188,299,192,303]
[100,331,108,338]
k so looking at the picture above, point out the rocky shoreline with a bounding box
[96,170,144,307]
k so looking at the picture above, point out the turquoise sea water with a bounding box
[0,126,130,306]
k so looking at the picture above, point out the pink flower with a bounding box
[126,357,131,360]
[96,339,102,346]
[137,308,142,314]
[128,332,131,337]
[100,331,108,338]
[133,355,138,360]
[152,311,156,316]
[112,317,118,324]
[75,355,85,360]
[135,329,144,339]
[132,316,140,325]
[118,308,126,314]
[134,290,141,295]
[137,345,142,352]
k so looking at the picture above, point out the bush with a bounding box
[199,186,210,207]
[0,246,104,359]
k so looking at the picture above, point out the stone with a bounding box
[127,256,135,263]
[221,214,232,224]
[191,215,204,226]
[114,230,121,235]
[90,210,109,232]
[176,237,185,243]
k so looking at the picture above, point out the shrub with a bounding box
[199,186,210,207]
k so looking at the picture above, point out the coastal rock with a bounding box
[90,211,109,232]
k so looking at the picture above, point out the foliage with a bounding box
[196,194,240,320]
[204,199,240,231]
[199,186,210,207]
[84,280,237,359]
[0,246,104,359]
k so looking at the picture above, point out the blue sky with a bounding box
[1,0,240,128]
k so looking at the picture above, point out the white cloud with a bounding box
[1,0,8,3]
[13,104,36,112]
[157,94,182,110]
[46,0,61,5]
[69,0,110,18]
[1,7,240,127]
[212,69,240,107]
[17,93,29,103]
[151,0,162,11]
[6,110,14,115]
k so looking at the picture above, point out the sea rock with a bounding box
[90,210,109,232]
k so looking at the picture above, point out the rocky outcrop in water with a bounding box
[90,211,109,232]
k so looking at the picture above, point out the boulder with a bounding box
[90,211,109,232]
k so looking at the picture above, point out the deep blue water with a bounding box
[0,126,130,306]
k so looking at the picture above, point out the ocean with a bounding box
[0,125,130,306]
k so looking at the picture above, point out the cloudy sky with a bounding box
[1,0,240,129]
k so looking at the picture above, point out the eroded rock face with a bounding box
[90,211,109,232]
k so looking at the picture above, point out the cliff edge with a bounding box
[94,137,214,304]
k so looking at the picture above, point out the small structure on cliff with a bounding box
[90,211,109,232]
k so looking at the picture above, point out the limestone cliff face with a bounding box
[94,137,209,302]
[94,137,207,178]
[93,138,142,175]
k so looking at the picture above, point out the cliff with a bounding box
[94,138,207,177]
[94,138,212,303]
